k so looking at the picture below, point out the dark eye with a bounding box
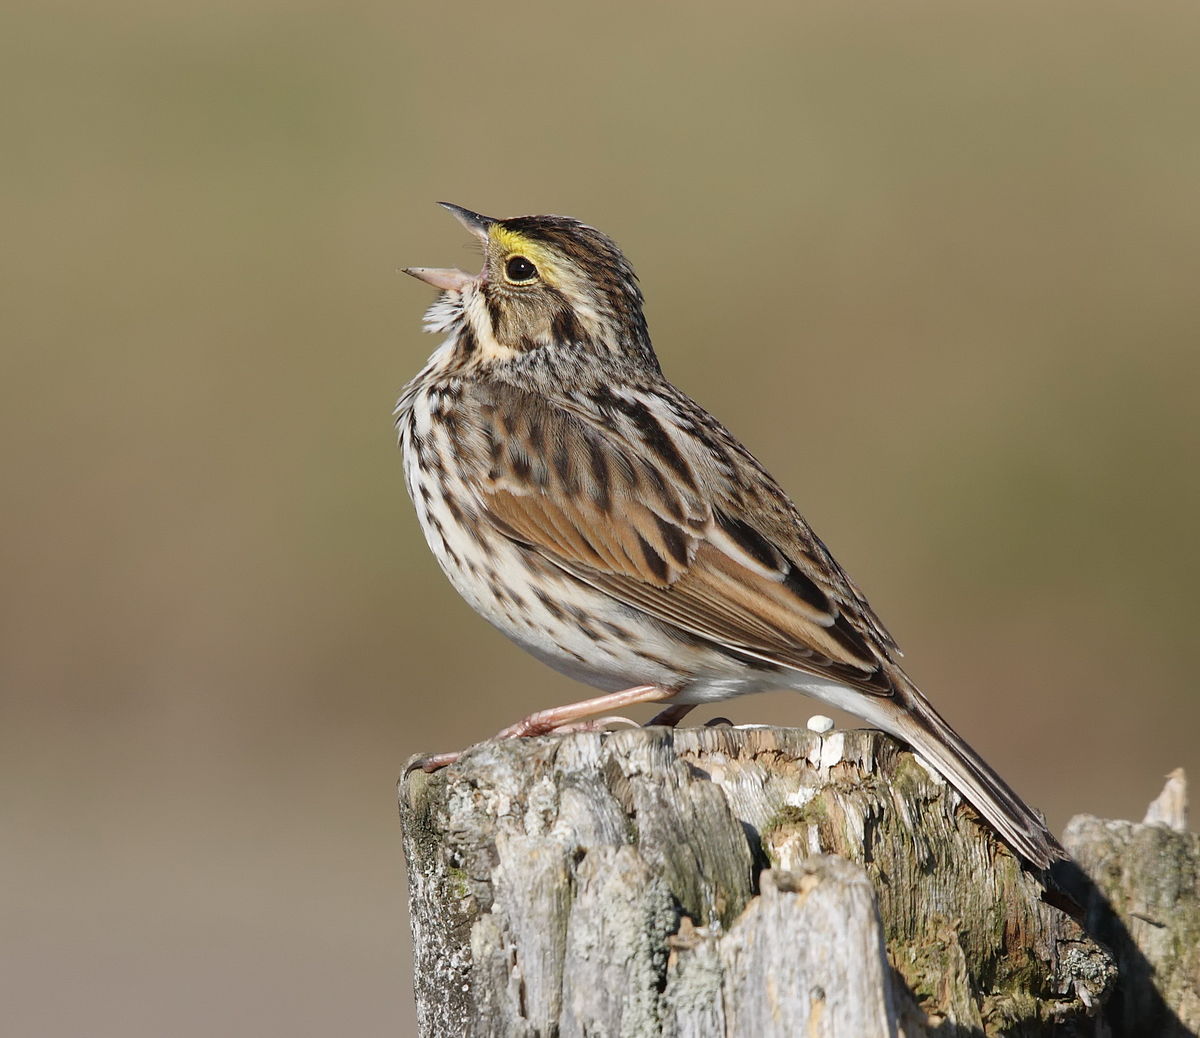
[505,255,537,282]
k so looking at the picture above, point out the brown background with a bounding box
[5,2,1199,1035]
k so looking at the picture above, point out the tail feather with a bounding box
[880,680,1066,869]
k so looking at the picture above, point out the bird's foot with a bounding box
[411,686,677,772]
[406,749,463,774]
[551,715,642,734]
[646,703,696,727]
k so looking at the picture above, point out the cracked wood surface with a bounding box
[399,726,1195,1037]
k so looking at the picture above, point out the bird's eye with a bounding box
[505,255,538,282]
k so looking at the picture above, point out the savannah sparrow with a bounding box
[396,203,1064,868]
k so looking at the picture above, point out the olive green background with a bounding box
[5,2,1198,1035]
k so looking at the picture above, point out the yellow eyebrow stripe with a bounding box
[489,227,556,278]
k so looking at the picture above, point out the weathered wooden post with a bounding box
[399,726,1197,1036]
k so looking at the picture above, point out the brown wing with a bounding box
[474,386,898,696]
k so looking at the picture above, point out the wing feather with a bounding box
[473,385,898,696]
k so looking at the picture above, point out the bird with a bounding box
[395,202,1065,869]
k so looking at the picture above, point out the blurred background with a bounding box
[4,1,1199,1034]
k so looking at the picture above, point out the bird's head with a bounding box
[405,203,653,369]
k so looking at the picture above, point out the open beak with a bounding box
[402,266,475,292]
[437,202,495,239]
[403,202,497,291]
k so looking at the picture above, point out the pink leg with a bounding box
[494,685,675,739]
[414,685,677,773]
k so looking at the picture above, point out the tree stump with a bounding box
[399,726,1196,1036]
[1062,769,1199,1037]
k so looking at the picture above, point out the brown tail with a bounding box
[879,677,1066,869]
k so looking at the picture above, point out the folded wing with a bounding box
[475,389,898,696]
